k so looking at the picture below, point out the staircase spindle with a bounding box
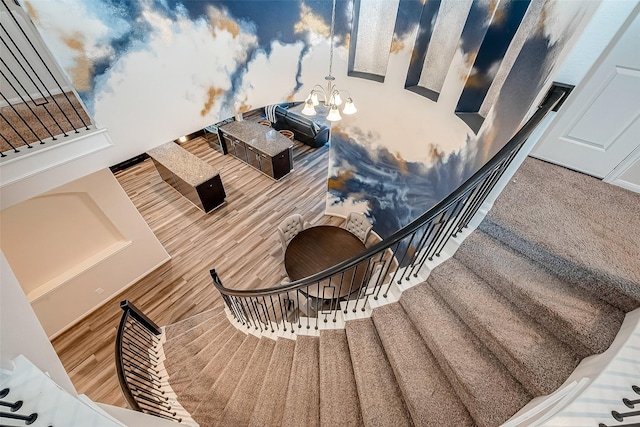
[612,410,640,422]
[0,399,23,411]
[599,423,640,427]
[625,398,640,409]
[0,411,38,425]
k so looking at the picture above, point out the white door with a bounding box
[531,6,640,178]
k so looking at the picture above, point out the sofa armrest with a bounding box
[313,126,330,146]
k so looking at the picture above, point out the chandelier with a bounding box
[301,0,357,121]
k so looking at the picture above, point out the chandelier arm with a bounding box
[312,84,327,94]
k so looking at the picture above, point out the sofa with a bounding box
[270,104,330,148]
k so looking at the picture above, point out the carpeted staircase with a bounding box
[158,158,640,427]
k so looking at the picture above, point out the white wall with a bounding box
[0,168,170,338]
[553,0,639,87]
[0,129,115,210]
[1,191,127,297]
[0,251,76,394]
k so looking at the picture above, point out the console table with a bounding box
[218,121,293,180]
[147,142,226,213]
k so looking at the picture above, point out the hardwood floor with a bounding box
[51,132,342,407]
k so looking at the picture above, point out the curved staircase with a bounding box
[152,176,638,425]
[145,157,640,427]
[114,83,640,425]
[157,241,627,426]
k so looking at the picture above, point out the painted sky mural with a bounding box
[25,0,598,240]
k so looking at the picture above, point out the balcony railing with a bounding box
[0,0,92,157]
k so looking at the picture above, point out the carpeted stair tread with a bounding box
[163,315,223,356]
[400,284,531,426]
[345,318,412,427]
[319,329,363,427]
[218,337,276,426]
[482,157,640,311]
[164,308,224,342]
[480,218,638,313]
[372,303,474,426]
[163,312,229,378]
[282,335,320,427]
[249,338,296,427]
[455,230,624,356]
[191,334,260,426]
[168,323,236,395]
[428,259,579,395]
[175,329,246,413]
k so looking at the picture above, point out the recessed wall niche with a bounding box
[0,192,128,301]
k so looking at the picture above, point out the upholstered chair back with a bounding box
[278,214,305,250]
[345,212,373,244]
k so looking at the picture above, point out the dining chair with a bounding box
[278,214,305,254]
[344,212,373,244]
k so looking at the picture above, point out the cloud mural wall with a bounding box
[25,0,598,239]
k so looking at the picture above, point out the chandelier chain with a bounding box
[328,0,336,77]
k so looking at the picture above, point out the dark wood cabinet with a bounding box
[259,152,274,178]
[194,174,226,212]
[203,125,226,154]
[270,151,292,180]
[246,145,261,170]
[231,138,247,161]
[218,122,293,180]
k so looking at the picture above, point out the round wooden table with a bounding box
[284,226,367,300]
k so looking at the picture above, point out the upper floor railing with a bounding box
[211,83,572,335]
[0,0,92,157]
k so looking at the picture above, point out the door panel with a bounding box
[531,7,640,178]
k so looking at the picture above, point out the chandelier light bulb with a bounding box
[301,98,317,116]
[310,92,319,106]
[327,104,342,121]
[332,90,342,106]
[342,98,357,115]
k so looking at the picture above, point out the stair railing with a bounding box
[211,83,572,335]
[0,0,92,157]
[115,300,182,423]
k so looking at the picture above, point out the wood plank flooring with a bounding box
[51,132,343,407]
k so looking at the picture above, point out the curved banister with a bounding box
[119,300,162,334]
[115,300,184,422]
[212,84,570,304]
[115,302,145,412]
